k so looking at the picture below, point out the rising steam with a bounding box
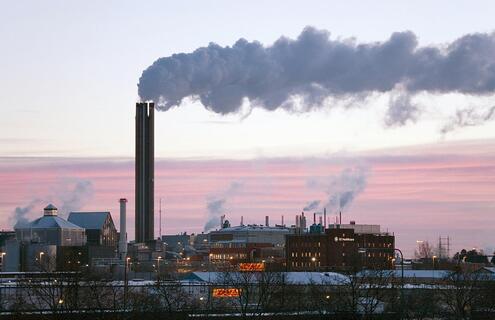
[12,199,42,228]
[303,200,320,212]
[306,167,368,214]
[139,27,495,127]
[11,179,94,227]
[204,181,243,232]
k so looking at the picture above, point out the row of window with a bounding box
[363,242,393,248]
[290,241,322,248]
[209,253,247,260]
[291,261,321,267]
[290,252,321,258]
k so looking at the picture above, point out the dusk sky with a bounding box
[1,1,495,257]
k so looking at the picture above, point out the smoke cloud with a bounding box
[303,200,320,211]
[139,27,495,125]
[12,199,42,228]
[58,180,94,217]
[441,105,495,134]
[204,181,243,232]
[307,167,368,214]
[11,179,95,227]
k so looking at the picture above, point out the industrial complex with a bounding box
[0,102,398,274]
[0,101,493,319]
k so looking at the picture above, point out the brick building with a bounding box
[286,222,394,271]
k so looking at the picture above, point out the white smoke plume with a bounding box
[441,105,495,134]
[303,200,320,211]
[11,179,95,227]
[307,167,368,214]
[12,199,42,228]
[139,27,495,126]
[204,181,243,232]
[58,179,95,217]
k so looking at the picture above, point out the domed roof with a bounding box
[26,215,83,229]
[14,204,83,230]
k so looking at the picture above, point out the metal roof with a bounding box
[15,215,83,230]
[358,269,450,279]
[68,212,110,230]
[183,272,349,285]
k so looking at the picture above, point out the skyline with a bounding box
[2,139,494,257]
[1,1,495,259]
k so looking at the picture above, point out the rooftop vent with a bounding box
[44,204,58,216]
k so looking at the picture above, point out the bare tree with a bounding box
[400,288,439,320]
[78,271,124,319]
[221,270,285,319]
[154,271,194,316]
[415,241,434,259]
[21,271,80,320]
[333,269,393,320]
[437,268,488,320]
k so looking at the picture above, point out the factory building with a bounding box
[6,204,87,271]
[286,221,395,271]
[68,211,118,247]
[208,223,292,265]
[135,102,154,243]
[15,205,86,247]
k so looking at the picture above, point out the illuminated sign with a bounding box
[239,263,265,272]
[212,288,241,297]
[334,237,355,242]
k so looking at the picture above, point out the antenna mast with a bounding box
[159,197,162,239]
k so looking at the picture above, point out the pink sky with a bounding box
[1,140,494,257]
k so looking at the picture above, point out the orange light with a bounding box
[239,263,265,272]
[212,288,241,297]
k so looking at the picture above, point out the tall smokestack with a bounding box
[119,198,127,259]
[135,102,154,243]
[265,216,269,227]
[313,212,316,225]
[282,215,284,226]
[339,211,342,225]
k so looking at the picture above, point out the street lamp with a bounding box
[124,256,130,309]
[156,256,162,276]
[432,255,437,277]
[39,252,45,270]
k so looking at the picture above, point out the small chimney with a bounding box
[323,208,327,229]
[119,198,128,259]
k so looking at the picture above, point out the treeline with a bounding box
[1,268,495,320]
